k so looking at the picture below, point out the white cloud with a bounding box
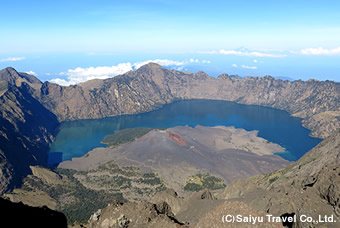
[50,59,187,86]
[253,59,258,63]
[50,63,133,86]
[189,58,211,64]
[49,78,69,86]
[0,57,25,62]
[300,47,340,55]
[176,66,185,71]
[232,63,257,69]
[189,58,199,63]
[241,65,257,69]
[200,49,286,58]
[25,71,37,76]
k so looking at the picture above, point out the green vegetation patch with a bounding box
[101,128,156,148]
[18,168,125,225]
[7,161,166,225]
[60,164,166,224]
[184,173,225,192]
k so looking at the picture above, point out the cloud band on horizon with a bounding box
[199,49,286,58]
[0,57,25,62]
[300,47,340,55]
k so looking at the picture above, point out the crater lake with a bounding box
[48,99,322,164]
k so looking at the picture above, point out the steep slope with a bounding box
[302,111,340,138]
[0,75,58,193]
[218,129,340,227]
[0,67,42,89]
[36,63,180,121]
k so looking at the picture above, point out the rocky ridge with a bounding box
[0,68,59,193]
[84,188,284,228]
[86,200,184,228]
[218,129,340,227]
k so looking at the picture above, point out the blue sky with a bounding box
[0,0,339,84]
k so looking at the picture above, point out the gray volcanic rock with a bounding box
[151,189,184,215]
[87,201,185,228]
[86,188,222,228]
[59,126,288,195]
[218,129,340,228]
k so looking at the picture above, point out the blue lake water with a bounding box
[48,99,322,164]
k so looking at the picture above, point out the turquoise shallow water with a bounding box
[48,99,322,164]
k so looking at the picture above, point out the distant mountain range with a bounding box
[230,75,295,81]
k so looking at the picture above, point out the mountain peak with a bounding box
[217,74,230,80]
[138,62,164,71]
[146,62,163,67]
[131,62,168,77]
[4,67,18,73]
[193,71,212,80]
[0,67,20,84]
[0,67,42,87]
